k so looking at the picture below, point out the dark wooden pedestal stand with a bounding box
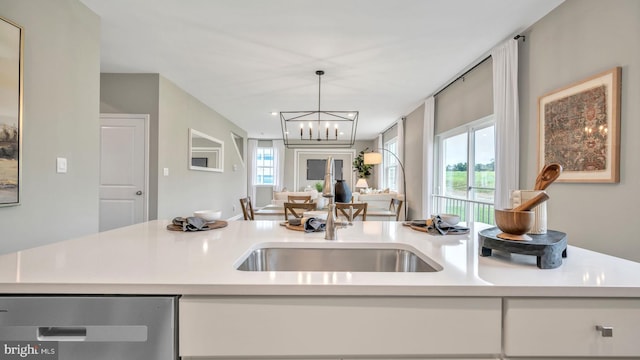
[479,227,567,269]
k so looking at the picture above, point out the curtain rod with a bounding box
[432,34,525,98]
[379,116,405,136]
[433,55,491,98]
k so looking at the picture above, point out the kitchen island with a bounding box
[1,220,640,359]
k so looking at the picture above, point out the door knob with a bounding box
[136,191,143,195]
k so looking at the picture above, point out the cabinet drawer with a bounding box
[504,298,640,357]
[180,296,501,358]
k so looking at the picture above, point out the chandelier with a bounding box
[280,70,358,148]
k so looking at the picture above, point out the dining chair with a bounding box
[335,202,367,221]
[287,195,312,203]
[283,202,316,220]
[389,198,404,221]
[239,197,255,220]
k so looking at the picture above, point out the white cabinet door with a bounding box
[180,296,502,358]
[504,298,640,357]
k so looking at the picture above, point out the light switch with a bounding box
[163,168,169,176]
[56,157,67,173]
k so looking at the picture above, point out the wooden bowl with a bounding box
[495,209,534,235]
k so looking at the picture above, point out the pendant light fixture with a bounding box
[280,70,358,148]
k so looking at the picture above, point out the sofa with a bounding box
[271,190,320,208]
[263,190,403,220]
[352,192,404,210]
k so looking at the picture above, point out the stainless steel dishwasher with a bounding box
[0,296,177,359]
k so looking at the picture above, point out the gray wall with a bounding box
[100,74,160,219]
[519,0,640,261]
[101,74,247,220]
[157,76,247,220]
[0,0,100,254]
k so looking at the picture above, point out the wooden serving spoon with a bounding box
[534,163,563,191]
[513,191,550,212]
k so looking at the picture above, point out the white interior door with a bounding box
[99,114,149,232]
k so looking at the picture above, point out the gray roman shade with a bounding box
[434,57,493,134]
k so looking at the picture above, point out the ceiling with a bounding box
[80,0,564,140]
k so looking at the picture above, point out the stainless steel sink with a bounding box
[236,244,442,272]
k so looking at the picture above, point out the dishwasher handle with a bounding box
[18,325,147,342]
[38,327,87,341]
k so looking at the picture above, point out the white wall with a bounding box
[283,140,375,192]
[294,149,356,191]
[0,0,100,253]
[519,0,640,261]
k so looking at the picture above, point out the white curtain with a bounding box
[492,39,520,209]
[422,96,435,219]
[247,139,258,202]
[375,134,383,189]
[272,139,285,192]
[396,118,405,195]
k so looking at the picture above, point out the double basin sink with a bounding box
[236,243,442,273]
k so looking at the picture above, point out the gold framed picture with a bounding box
[538,67,621,183]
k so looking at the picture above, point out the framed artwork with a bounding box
[538,67,621,183]
[0,16,23,206]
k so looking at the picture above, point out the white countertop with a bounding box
[1,220,639,297]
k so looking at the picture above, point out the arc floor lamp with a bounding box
[363,149,407,220]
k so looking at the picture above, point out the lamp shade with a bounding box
[363,152,383,165]
[355,178,369,188]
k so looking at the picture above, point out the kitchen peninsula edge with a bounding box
[2,220,640,358]
[0,219,639,296]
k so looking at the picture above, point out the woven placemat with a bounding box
[280,221,305,231]
[407,224,429,232]
[403,220,469,235]
[402,220,430,233]
[166,220,228,232]
[285,223,305,231]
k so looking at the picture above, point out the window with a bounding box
[384,138,398,191]
[255,147,274,185]
[435,116,495,223]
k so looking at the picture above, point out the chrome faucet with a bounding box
[323,156,338,240]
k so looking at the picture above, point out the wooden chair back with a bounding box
[389,198,403,221]
[239,197,255,220]
[335,202,367,221]
[284,202,316,220]
[287,195,312,203]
